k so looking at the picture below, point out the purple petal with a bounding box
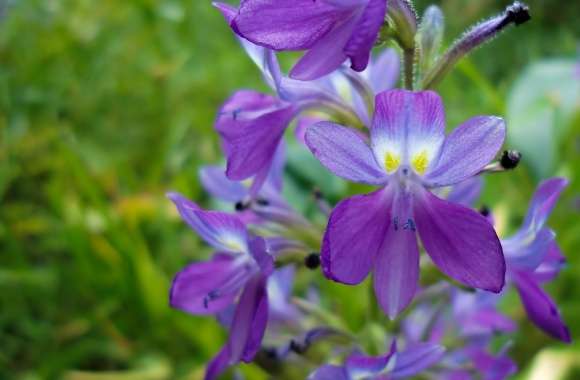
[446,177,483,207]
[263,141,286,193]
[248,236,275,276]
[344,0,388,71]
[289,10,360,80]
[204,347,230,380]
[305,122,387,184]
[212,2,237,23]
[368,48,400,93]
[232,0,350,50]
[414,189,505,293]
[309,365,350,380]
[373,191,420,318]
[167,192,248,252]
[199,165,247,203]
[371,90,445,174]
[170,255,240,315]
[216,90,296,182]
[521,177,568,232]
[470,349,517,380]
[534,242,566,283]
[229,275,270,363]
[346,340,397,377]
[425,116,505,186]
[322,188,392,284]
[391,343,446,379]
[503,228,555,271]
[513,270,570,342]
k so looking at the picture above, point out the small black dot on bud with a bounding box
[255,198,270,206]
[313,188,323,200]
[304,253,321,269]
[500,150,522,169]
[479,205,491,217]
[506,2,530,26]
[235,201,247,212]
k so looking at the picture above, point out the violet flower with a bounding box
[166,193,275,379]
[309,341,445,380]
[305,89,506,318]
[501,177,570,342]
[215,0,388,80]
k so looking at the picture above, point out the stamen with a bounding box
[304,253,321,270]
[500,150,522,169]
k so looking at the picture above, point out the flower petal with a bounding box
[391,343,446,379]
[414,189,505,293]
[534,242,566,283]
[167,192,248,252]
[232,0,349,50]
[445,177,483,207]
[289,11,360,80]
[371,90,445,174]
[204,346,230,380]
[513,270,570,342]
[308,365,350,380]
[322,188,392,284]
[373,191,420,318]
[346,340,397,377]
[522,177,568,232]
[425,116,505,186]
[248,236,275,276]
[169,255,240,315]
[199,165,247,203]
[368,48,400,93]
[216,90,296,182]
[503,227,555,271]
[305,122,387,184]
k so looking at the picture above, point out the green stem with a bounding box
[403,48,415,90]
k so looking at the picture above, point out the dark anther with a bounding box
[304,253,321,269]
[500,150,522,170]
[263,347,278,359]
[313,188,323,200]
[255,198,270,207]
[505,2,530,26]
[289,339,307,354]
[479,205,491,217]
[235,201,249,212]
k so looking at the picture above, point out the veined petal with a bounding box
[346,340,397,378]
[521,177,568,232]
[374,191,420,319]
[425,116,505,186]
[232,0,351,51]
[414,189,505,293]
[534,242,566,283]
[204,347,231,380]
[371,90,445,175]
[167,192,248,252]
[513,270,570,342]
[170,255,241,315]
[391,343,446,379]
[248,236,275,276]
[216,90,296,182]
[199,165,247,203]
[308,365,350,380]
[212,2,237,23]
[503,227,555,272]
[321,188,392,284]
[289,11,360,80]
[344,0,388,71]
[445,177,483,207]
[305,122,388,184]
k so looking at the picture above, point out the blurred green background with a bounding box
[1,0,579,379]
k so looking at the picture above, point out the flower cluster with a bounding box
[167,1,570,379]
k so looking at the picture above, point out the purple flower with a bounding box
[305,89,506,318]
[215,0,388,80]
[213,36,399,194]
[501,177,570,342]
[166,193,276,379]
[309,341,445,380]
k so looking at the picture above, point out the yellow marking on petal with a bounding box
[384,152,401,173]
[220,236,245,252]
[412,150,429,175]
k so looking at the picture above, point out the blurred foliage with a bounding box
[0,0,579,379]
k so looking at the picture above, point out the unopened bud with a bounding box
[418,5,445,73]
[387,0,418,50]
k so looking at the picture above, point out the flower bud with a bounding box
[387,0,418,51]
[418,5,445,73]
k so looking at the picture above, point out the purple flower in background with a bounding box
[215,0,388,80]
[306,89,506,318]
[166,193,275,379]
[212,27,399,194]
[501,177,570,342]
[309,341,445,380]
